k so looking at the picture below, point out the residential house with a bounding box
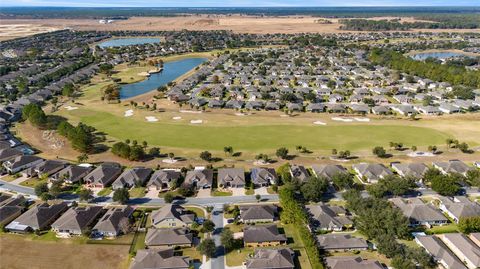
[147,169,181,192]
[441,233,480,269]
[289,165,309,182]
[372,105,390,115]
[151,204,195,228]
[305,203,352,231]
[0,148,22,162]
[311,164,348,181]
[391,198,447,227]
[325,256,383,269]
[145,228,193,248]
[243,224,287,247]
[391,162,429,179]
[317,234,368,251]
[439,103,460,114]
[245,248,295,269]
[239,205,278,223]
[470,233,480,247]
[28,160,66,178]
[50,165,93,184]
[130,248,190,269]
[218,168,245,188]
[439,196,480,223]
[84,163,122,188]
[183,168,213,189]
[416,235,467,269]
[352,163,393,183]
[112,167,153,190]
[92,206,134,238]
[250,168,277,187]
[5,202,68,233]
[3,155,44,174]
[0,194,26,226]
[51,206,104,236]
[433,160,472,176]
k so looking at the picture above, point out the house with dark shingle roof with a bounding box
[0,194,26,227]
[441,233,480,269]
[325,256,384,269]
[5,202,68,233]
[416,235,467,269]
[3,155,44,174]
[151,204,195,228]
[432,160,472,176]
[239,205,278,224]
[50,165,93,184]
[250,167,277,187]
[289,165,309,182]
[183,169,213,190]
[317,234,368,251]
[147,169,181,192]
[145,227,193,248]
[391,198,447,227]
[51,206,104,236]
[0,148,23,162]
[84,163,122,188]
[352,163,393,184]
[92,206,134,238]
[112,167,152,190]
[439,196,480,223]
[130,248,190,269]
[243,224,287,247]
[306,203,352,231]
[311,164,348,181]
[218,168,245,188]
[391,162,429,179]
[245,248,295,269]
[28,159,67,178]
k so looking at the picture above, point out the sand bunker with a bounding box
[190,120,203,124]
[172,116,182,120]
[145,116,158,122]
[64,106,78,111]
[313,121,327,125]
[354,117,371,122]
[408,151,435,157]
[124,109,134,117]
[162,159,178,163]
[331,117,354,122]
[235,113,246,116]
[180,110,202,114]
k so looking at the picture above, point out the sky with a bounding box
[2,0,480,7]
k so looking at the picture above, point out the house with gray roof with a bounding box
[0,148,23,162]
[130,248,190,269]
[112,167,152,190]
[416,235,467,269]
[432,160,472,176]
[151,204,195,228]
[50,165,93,184]
[391,198,447,227]
[3,155,44,174]
[92,206,134,238]
[352,163,393,183]
[147,169,181,192]
[245,248,295,269]
[317,234,368,251]
[6,202,68,233]
[250,167,277,187]
[243,224,287,247]
[439,196,480,223]
[51,206,104,236]
[28,159,67,178]
[325,256,383,269]
[306,203,352,231]
[239,205,278,223]
[84,163,122,188]
[289,165,309,182]
[183,168,213,190]
[311,164,348,181]
[145,227,193,248]
[391,162,429,179]
[0,194,26,227]
[441,233,480,269]
[218,168,245,188]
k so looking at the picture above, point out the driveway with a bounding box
[145,189,159,199]
[231,188,244,197]
[254,187,269,195]
[197,188,212,198]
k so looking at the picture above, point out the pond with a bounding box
[120,57,207,99]
[411,51,473,61]
[98,37,161,48]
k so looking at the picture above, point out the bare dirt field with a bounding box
[0,24,60,41]
[0,234,130,269]
[1,15,477,38]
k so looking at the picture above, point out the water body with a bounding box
[98,37,161,48]
[411,51,472,61]
[120,57,207,99]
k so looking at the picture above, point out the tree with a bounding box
[77,153,89,163]
[197,238,216,258]
[300,176,328,202]
[220,228,237,251]
[391,256,416,269]
[255,194,261,202]
[276,147,289,159]
[427,145,437,154]
[458,216,480,233]
[466,169,480,187]
[223,146,233,156]
[164,193,174,203]
[372,146,387,158]
[202,220,215,233]
[200,151,212,162]
[78,187,93,201]
[457,142,470,153]
[34,182,49,197]
[431,175,460,196]
[331,149,337,156]
[276,163,291,184]
[49,181,63,198]
[112,188,130,204]
[411,145,417,152]
[331,173,354,190]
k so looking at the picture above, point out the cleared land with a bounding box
[0,24,60,41]
[0,234,130,269]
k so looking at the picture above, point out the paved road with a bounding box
[210,204,225,269]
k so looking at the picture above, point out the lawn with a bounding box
[184,206,206,219]
[60,108,451,152]
[97,187,112,197]
[245,188,255,195]
[226,248,253,267]
[19,177,47,187]
[129,187,146,198]
[427,223,459,234]
[0,175,19,182]
[211,190,232,196]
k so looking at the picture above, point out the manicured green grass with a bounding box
[20,177,47,187]
[184,206,206,219]
[0,175,19,182]
[212,190,232,197]
[226,248,253,267]
[245,189,254,195]
[57,109,450,152]
[427,224,459,234]
[224,223,244,233]
[179,247,203,262]
[129,187,146,198]
[97,187,112,197]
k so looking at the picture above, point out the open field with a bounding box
[0,24,60,41]
[1,15,479,39]
[0,234,130,269]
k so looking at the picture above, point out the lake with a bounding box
[411,51,472,61]
[120,57,207,99]
[98,37,161,48]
